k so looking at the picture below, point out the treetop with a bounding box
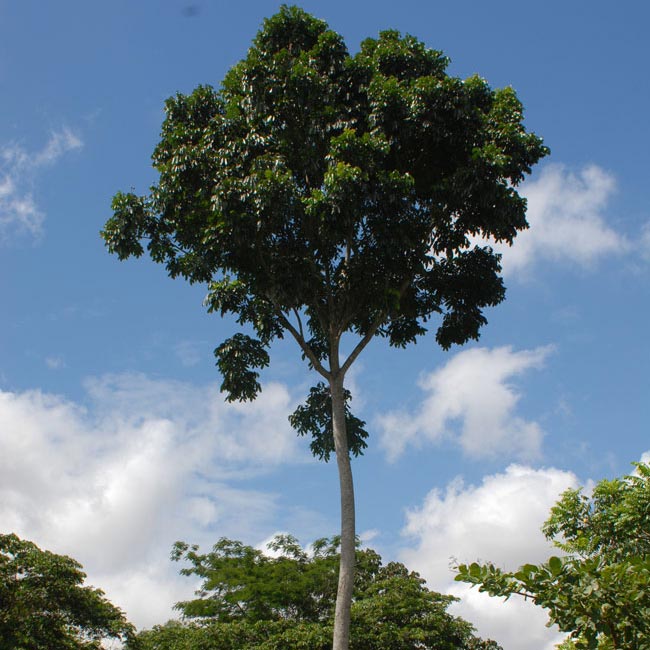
[102,4,548,400]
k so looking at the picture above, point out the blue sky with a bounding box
[1,1,649,647]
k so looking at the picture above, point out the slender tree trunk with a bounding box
[330,371,355,650]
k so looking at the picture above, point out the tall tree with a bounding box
[0,533,135,650]
[133,534,502,650]
[102,6,547,648]
[455,462,650,649]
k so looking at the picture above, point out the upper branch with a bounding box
[339,310,386,377]
[273,308,330,379]
[339,278,411,377]
[291,307,304,339]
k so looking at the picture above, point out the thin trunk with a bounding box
[330,370,355,650]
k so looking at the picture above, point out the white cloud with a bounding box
[635,450,650,469]
[32,129,83,166]
[449,585,562,650]
[0,373,306,629]
[359,528,380,545]
[83,372,299,469]
[0,128,82,240]
[479,164,628,276]
[45,355,65,369]
[377,345,552,461]
[255,531,293,558]
[400,464,579,650]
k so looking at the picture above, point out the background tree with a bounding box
[102,6,547,647]
[132,534,502,650]
[0,533,135,650]
[455,462,650,649]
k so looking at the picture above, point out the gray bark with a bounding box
[330,370,355,650]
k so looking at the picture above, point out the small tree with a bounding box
[132,534,502,650]
[0,533,135,650]
[455,462,650,649]
[102,6,547,648]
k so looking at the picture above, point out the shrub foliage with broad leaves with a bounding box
[456,462,650,649]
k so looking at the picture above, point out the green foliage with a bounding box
[0,533,135,650]
[455,462,650,649]
[133,619,331,650]
[543,462,650,561]
[289,383,368,460]
[214,333,270,402]
[102,3,547,403]
[102,6,547,646]
[132,535,501,650]
[169,535,337,623]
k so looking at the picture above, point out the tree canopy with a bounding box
[0,533,135,650]
[455,462,650,650]
[132,534,502,650]
[101,5,547,648]
[102,4,547,400]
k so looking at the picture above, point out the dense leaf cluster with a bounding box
[456,462,650,649]
[0,533,134,650]
[102,4,547,407]
[289,383,368,460]
[133,535,502,650]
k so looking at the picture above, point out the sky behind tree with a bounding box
[1,1,649,648]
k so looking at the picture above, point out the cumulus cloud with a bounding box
[377,345,553,461]
[359,528,380,545]
[400,464,579,650]
[0,373,306,629]
[478,164,628,276]
[0,128,82,240]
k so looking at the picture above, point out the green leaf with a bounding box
[289,382,368,461]
[214,333,270,401]
[548,556,563,575]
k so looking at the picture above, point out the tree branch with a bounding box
[139,234,191,258]
[339,310,386,377]
[292,307,304,339]
[339,278,411,377]
[511,589,537,601]
[274,308,330,379]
